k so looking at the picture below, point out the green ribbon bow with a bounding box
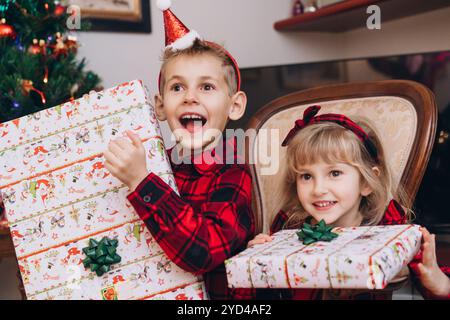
[296,219,338,245]
[82,237,121,276]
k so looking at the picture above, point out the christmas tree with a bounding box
[0,0,101,123]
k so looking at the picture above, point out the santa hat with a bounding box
[156,0,241,91]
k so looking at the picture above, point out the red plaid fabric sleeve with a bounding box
[126,164,254,275]
[269,210,289,235]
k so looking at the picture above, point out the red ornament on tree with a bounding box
[65,35,79,53]
[54,4,66,16]
[53,39,66,57]
[0,18,16,39]
[50,32,67,58]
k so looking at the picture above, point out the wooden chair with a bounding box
[245,80,437,299]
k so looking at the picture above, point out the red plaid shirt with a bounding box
[266,200,450,300]
[127,138,255,299]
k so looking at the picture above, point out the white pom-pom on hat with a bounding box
[168,30,201,51]
[156,0,171,11]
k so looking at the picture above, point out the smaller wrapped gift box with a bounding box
[225,225,421,289]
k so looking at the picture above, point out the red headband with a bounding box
[282,106,379,162]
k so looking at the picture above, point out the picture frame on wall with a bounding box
[67,0,151,33]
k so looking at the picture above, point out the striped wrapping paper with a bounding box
[0,80,206,300]
[225,225,421,289]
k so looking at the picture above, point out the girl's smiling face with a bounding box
[296,160,373,227]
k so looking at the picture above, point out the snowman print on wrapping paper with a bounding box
[367,261,386,289]
[22,142,52,166]
[85,160,110,182]
[28,176,56,206]
[148,140,165,160]
[0,119,20,140]
[29,257,42,275]
[0,152,18,181]
[124,223,145,247]
[148,107,157,125]
[50,211,66,230]
[127,109,145,132]
[42,257,62,283]
[157,256,172,275]
[110,271,127,287]
[61,245,83,266]
[254,259,275,285]
[26,113,41,122]
[82,201,97,224]
[290,259,309,285]
[69,164,85,192]
[25,217,46,242]
[18,176,55,207]
[102,191,122,214]
[0,122,10,139]
[2,189,16,206]
[392,241,409,264]
[46,104,63,121]
[18,261,31,285]
[354,229,383,243]
[75,127,90,145]
[108,117,123,137]
[50,134,71,156]
[131,262,152,284]
[65,100,81,122]
[83,90,103,105]
[10,227,26,248]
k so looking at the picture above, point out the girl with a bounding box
[249,105,450,300]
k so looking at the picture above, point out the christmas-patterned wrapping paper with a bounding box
[225,225,421,290]
[0,80,206,300]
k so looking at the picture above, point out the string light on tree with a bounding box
[21,79,46,104]
[28,39,46,55]
[12,100,20,109]
[43,67,49,84]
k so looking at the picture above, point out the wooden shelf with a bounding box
[274,0,450,32]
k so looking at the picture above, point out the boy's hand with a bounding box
[247,233,274,248]
[103,130,149,192]
[416,227,450,297]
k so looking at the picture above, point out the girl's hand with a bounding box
[103,131,149,192]
[416,227,450,297]
[247,233,274,248]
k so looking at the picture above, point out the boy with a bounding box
[103,1,255,300]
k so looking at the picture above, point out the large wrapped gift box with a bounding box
[225,225,421,289]
[0,80,206,300]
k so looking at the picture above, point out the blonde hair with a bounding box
[159,39,237,96]
[269,120,411,229]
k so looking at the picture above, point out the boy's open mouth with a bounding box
[179,113,207,133]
